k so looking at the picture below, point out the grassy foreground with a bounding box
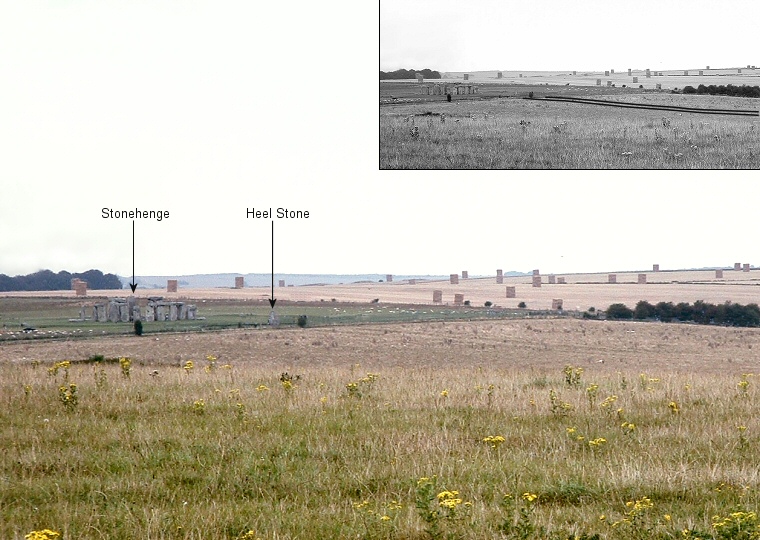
[3,355,760,539]
[379,94,760,169]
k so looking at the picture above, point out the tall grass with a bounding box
[3,355,760,539]
[380,95,760,169]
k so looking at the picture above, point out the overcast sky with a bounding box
[381,0,760,72]
[1,1,759,281]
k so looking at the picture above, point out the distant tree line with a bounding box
[606,300,760,327]
[380,68,441,80]
[682,84,760,98]
[0,269,122,292]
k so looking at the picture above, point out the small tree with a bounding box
[484,301,493,307]
[518,301,527,309]
[606,303,633,320]
[634,300,656,320]
[133,319,143,336]
[297,315,308,328]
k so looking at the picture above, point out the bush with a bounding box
[518,301,527,308]
[484,301,492,307]
[606,303,633,319]
[655,301,675,322]
[297,315,308,328]
[634,300,656,320]
[463,300,471,306]
[133,319,143,336]
[683,85,697,94]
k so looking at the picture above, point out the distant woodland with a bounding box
[0,269,122,291]
[380,68,441,80]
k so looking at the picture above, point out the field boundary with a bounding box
[535,95,760,116]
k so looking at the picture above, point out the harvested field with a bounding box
[2,317,759,374]
[5,268,759,313]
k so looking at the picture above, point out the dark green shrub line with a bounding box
[682,84,760,98]
[606,300,760,327]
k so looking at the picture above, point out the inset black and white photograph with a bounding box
[380,0,760,169]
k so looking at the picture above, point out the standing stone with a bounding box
[716,269,724,279]
[450,274,459,285]
[386,275,393,283]
[506,286,516,298]
[119,304,130,323]
[79,306,86,320]
[169,304,179,321]
[167,280,178,293]
[145,306,155,322]
[653,264,660,272]
[608,274,617,284]
[633,77,638,83]
[235,277,245,289]
[638,274,647,284]
[156,304,166,321]
[552,299,563,310]
[743,263,751,272]
[433,290,443,303]
[548,275,556,284]
[735,262,742,271]
[461,271,468,279]
[127,296,137,321]
[187,305,197,320]
[454,293,464,306]
[557,277,567,284]
[132,306,142,322]
[532,276,542,288]
[628,68,632,76]
[108,303,120,323]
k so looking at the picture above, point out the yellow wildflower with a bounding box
[25,531,61,540]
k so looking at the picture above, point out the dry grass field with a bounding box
[380,71,760,169]
[3,318,760,538]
